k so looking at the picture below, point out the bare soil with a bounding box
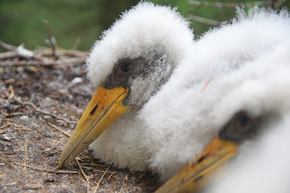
[0,43,160,193]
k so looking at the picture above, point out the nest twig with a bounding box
[0,40,87,68]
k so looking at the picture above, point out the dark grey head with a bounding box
[101,51,173,107]
[219,111,270,144]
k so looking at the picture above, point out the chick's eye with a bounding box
[240,115,249,127]
[234,112,250,134]
[119,61,133,73]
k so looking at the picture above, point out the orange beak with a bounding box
[59,86,131,168]
[155,138,239,193]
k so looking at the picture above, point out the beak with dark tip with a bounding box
[156,111,261,193]
[59,86,131,168]
[155,138,239,193]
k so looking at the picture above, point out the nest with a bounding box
[0,40,160,192]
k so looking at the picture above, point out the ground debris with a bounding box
[0,42,160,192]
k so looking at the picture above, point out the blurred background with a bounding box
[0,0,289,51]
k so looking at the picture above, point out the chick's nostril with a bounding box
[90,104,98,115]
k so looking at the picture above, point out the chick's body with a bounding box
[64,2,290,184]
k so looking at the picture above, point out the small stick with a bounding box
[79,166,105,173]
[45,138,64,151]
[75,159,92,193]
[107,171,116,180]
[0,51,18,60]
[79,154,92,160]
[188,0,273,8]
[93,166,110,193]
[189,15,221,26]
[81,163,106,167]
[91,169,106,173]
[0,60,54,67]
[272,0,287,9]
[0,124,10,130]
[42,19,59,59]
[48,122,71,137]
[8,85,15,100]
[15,127,32,131]
[72,37,81,50]
[11,145,25,154]
[8,123,32,131]
[5,112,23,117]
[15,162,78,174]
[0,57,86,68]
[119,174,128,193]
[86,180,90,193]
[0,40,17,51]
[111,175,120,180]
[52,138,64,147]
[75,158,88,181]
[55,119,68,126]
[23,138,28,173]
[14,97,77,124]
[138,173,145,179]
[5,78,15,84]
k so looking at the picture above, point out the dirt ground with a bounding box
[0,41,160,193]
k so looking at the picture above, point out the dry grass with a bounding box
[0,42,160,192]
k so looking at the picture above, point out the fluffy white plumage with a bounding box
[87,2,194,171]
[208,114,290,193]
[87,2,193,90]
[140,8,290,181]
[85,1,290,188]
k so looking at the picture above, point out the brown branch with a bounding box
[23,138,28,173]
[0,60,51,67]
[8,85,15,100]
[93,166,110,193]
[75,158,89,181]
[0,124,10,130]
[48,122,71,137]
[189,15,221,26]
[14,97,77,124]
[44,138,64,151]
[5,122,32,131]
[0,40,17,51]
[0,51,18,60]
[72,37,81,50]
[14,162,78,174]
[0,44,34,60]
[188,0,273,8]
[42,19,59,59]
[119,174,128,193]
[0,41,87,69]
[272,0,287,9]
[51,138,64,147]
[86,180,90,193]
[34,47,88,58]
[0,57,86,68]
[11,145,25,154]
[107,171,116,180]
[57,49,88,58]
